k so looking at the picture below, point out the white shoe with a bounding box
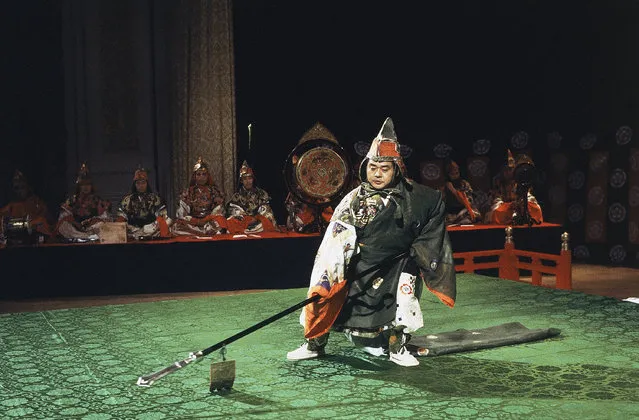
[389,346,419,367]
[286,342,325,361]
[362,346,387,357]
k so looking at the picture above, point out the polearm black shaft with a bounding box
[137,294,321,386]
[198,250,407,358]
[137,251,407,386]
[199,294,320,357]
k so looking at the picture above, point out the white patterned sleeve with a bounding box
[307,189,359,289]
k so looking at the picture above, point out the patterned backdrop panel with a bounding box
[467,156,491,192]
[466,156,491,216]
[605,132,631,264]
[629,148,639,246]
[547,152,568,224]
[585,151,609,244]
[420,160,444,190]
[415,127,638,266]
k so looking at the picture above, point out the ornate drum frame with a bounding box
[283,132,352,207]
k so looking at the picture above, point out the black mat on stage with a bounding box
[407,322,562,356]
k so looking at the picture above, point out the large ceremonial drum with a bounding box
[283,137,353,206]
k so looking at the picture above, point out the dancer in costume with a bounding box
[56,163,111,241]
[443,160,480,225]
[226,160,280,234]
[287,117,456,366]
[485,150,543,225]
[0,170,53,245]
[172,157,228,237]
[116,167,171,239]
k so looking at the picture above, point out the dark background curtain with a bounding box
[61,0,236,214]
[2,0,639,266]
[0,1,67,212]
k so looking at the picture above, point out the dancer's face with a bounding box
[366,161,395,190]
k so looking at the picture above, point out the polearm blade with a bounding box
[137,294,320,387]
[136,352,200,387]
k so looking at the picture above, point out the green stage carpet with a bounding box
[1,274,638,419]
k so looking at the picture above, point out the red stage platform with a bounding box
[1,223,565,299]
[447,222,561,232]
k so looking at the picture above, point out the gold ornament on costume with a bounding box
[239,160,254,179]
[193,157,208,172]
[134,166,149,182]
[507,149,515,168]
[76,162,91,184]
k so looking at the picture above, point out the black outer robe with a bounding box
[335,178,456,331]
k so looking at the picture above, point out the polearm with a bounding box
[136,294,320,387]
[136,251,407,387]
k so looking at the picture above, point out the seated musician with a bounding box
[285,192,333,234]
[484,149,543,225]
[116,167,171,239]
[56,163,112,241]
[443,160,480,225]
[171,157,228,237]
[0,170,53,246]
[226,160,280,234]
